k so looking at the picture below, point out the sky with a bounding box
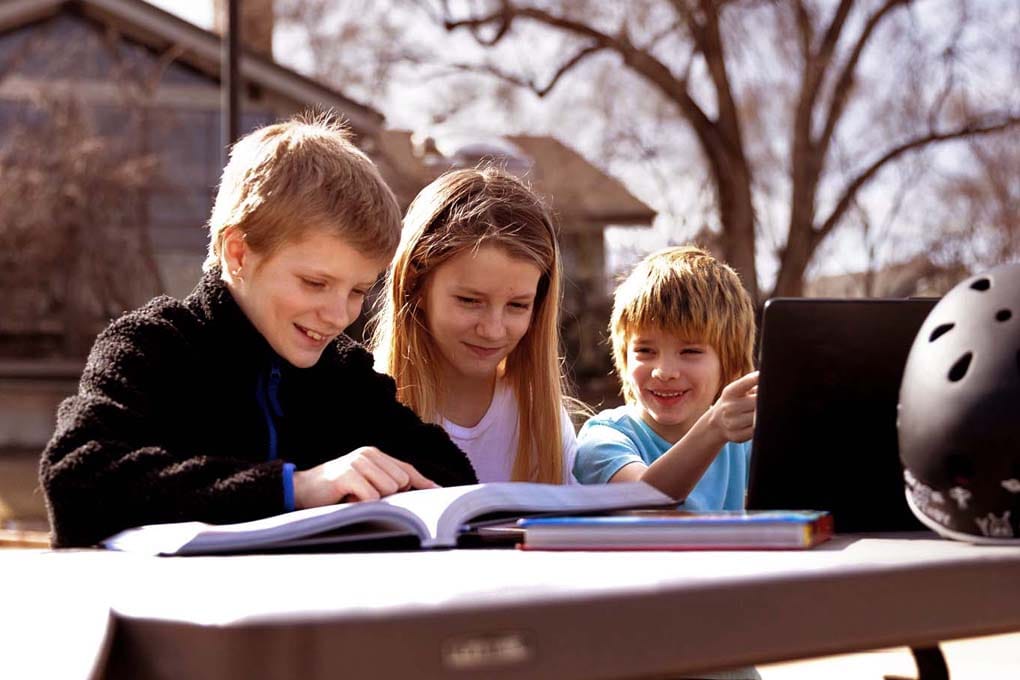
[148,1,212,28]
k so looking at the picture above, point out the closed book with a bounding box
[102,482,674,555]
[518,509,834,551]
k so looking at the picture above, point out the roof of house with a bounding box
[377,130,656,229]
[805,254,968,298]
[0,0,383,133]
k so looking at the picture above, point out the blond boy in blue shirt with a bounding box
[575,246,758,509]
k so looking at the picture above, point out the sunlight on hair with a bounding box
[370,166,575,484]
[204,110,400,272]
[611,246,756,404]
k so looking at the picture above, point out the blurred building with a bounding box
[805,254,967,299]
[0,0,653,526]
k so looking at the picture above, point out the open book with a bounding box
[102,482,674,555]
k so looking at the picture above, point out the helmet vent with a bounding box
[970,278,991,291]
[947,452,976,485]
[948,352,972,382]
[929,323,954,342]
[996,309,1012,322]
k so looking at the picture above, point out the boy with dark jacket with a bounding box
[40,115,477,548]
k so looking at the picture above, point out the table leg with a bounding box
[883,645,950,680]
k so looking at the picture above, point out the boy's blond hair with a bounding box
[203,113,401,271]
[610,245,756,404]
[370,166,570,485]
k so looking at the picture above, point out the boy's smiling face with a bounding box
[625,327,722,443]
[224,228,385,368]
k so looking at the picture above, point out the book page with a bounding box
[104,501,429,555]
[378,485,488,547]
[383,482,675,546]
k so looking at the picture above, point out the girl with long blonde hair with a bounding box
[371,166,577,484]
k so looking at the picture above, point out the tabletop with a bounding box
[4,532,1020,679]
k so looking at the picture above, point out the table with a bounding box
[4,533,1020,679]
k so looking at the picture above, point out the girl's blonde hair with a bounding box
[370,166,568,484]
[610,245,756,404]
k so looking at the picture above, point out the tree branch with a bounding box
[696,0,742,141]
[814,0,856,77]
[646,19,686,52]
[790,0,852,169]
[532,43,606,96]
[667,0,709,55]
[815,116,1020,244]
[440,2,719,147]
[435,43,606,98]
[817,0,911,151]
[793,0,853,151]
[441,0,514,46]
[792,0,814,62]
[927,4,967,129]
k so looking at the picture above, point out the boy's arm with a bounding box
[627,371,758,499]
[349,358,478,488]
[617,412,728,497]
[40,320,288,548]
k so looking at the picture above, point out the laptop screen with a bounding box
[746,297,937,533]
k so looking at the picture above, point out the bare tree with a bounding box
[925,134,1020,269]
[429,0,1020,299]
[0,21,177,357]
[276,0,424,103]
[0,97,161,356]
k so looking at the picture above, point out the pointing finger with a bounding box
[722,371,759,398]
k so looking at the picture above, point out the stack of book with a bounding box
[517,509,834,551]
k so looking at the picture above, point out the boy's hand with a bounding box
[707,371,759,443]
[293,447,439,509]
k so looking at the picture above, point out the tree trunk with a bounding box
[716,160,759,301]
[773,210,816,298]
[776,81,826,300]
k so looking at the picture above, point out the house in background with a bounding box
[0,0,382,306]
[805,254,967,298]
[0,0,654,528]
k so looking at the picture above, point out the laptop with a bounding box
[746,297,937,533]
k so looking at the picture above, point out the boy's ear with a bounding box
[221,227,248,274]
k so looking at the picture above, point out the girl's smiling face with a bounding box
[423,244,542,384]
[625,327,722,443]
[224,228,384,368]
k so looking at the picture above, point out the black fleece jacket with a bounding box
[40,268,477,548]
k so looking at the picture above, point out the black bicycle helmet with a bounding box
[898,262,1020,543]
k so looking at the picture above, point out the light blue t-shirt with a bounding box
[573,405,751,510]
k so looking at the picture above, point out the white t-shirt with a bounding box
[441,380,578,484]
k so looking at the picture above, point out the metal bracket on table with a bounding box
[883,645,949,680]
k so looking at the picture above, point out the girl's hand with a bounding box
[293,447,438,509]
[707,371,759,443]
